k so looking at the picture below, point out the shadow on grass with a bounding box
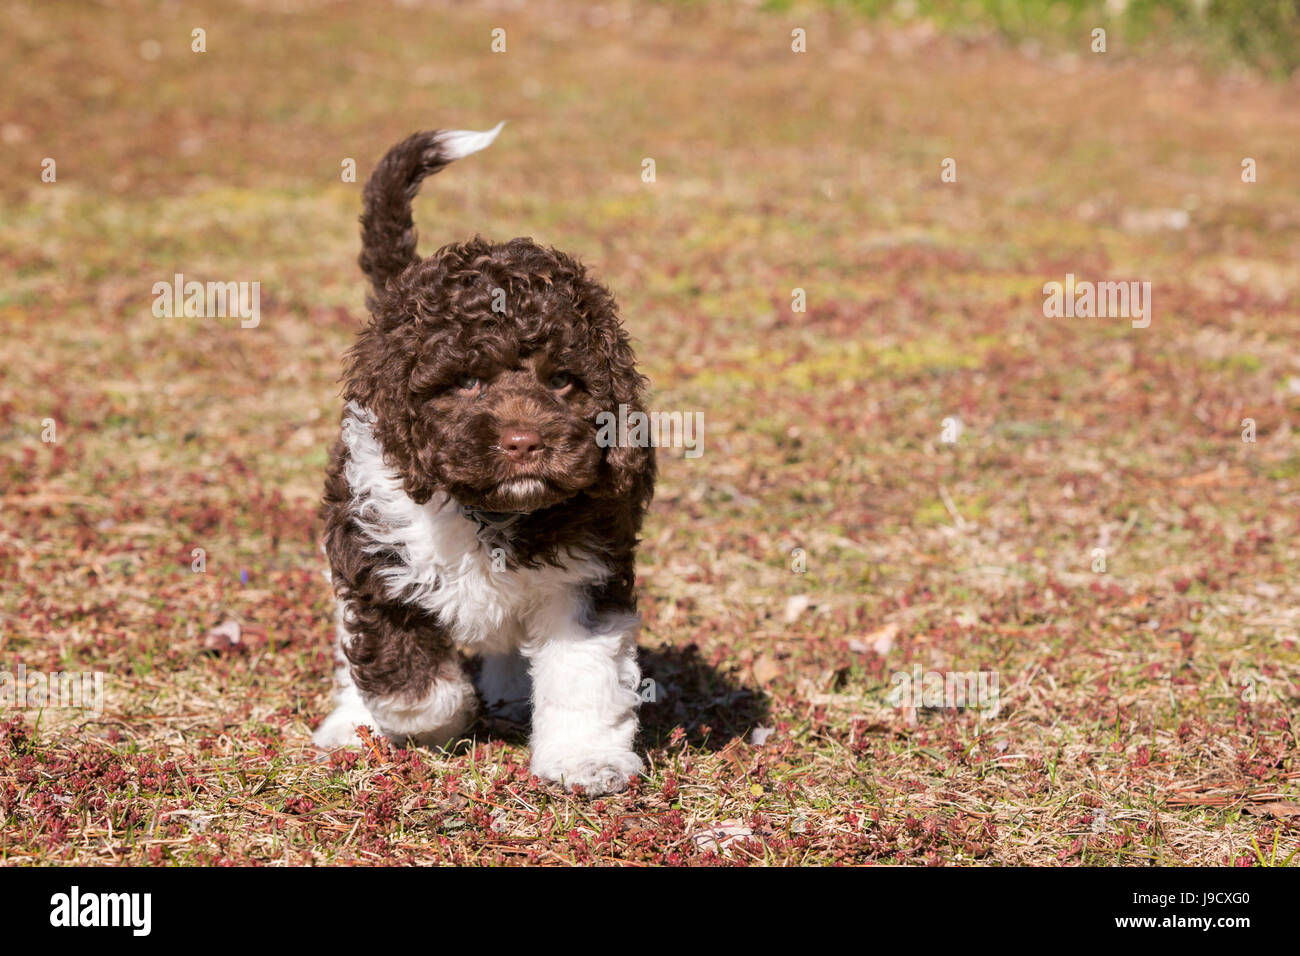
[638,643,769,752]
[467,643,769,753]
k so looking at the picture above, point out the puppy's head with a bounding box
[345,236,652,513]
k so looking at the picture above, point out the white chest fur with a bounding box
[338,403,612,649]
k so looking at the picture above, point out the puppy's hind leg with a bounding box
[313,602,378,748]
[314,678,378,749]
[362,656,477,750]
[317,598,476,750]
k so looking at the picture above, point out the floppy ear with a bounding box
[343,322,442,504]
[590,337,656,506]
[602,424,655,503]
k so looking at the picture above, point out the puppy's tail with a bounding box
[358,122,505,306]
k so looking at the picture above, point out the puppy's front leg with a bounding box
[523,593,642,795]
[323,596,477,751]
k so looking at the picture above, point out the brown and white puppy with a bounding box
[312,125,655,795]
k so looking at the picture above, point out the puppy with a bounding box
[312,124,655,795]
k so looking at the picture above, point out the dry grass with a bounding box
[1,0,1298,865]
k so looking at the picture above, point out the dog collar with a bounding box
[459,504,525,542]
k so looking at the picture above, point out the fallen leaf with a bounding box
[1171,467,1249,488]
[783,594,811,624]
[201,619,242,654]
[852,622,900,656]
[752,655,782,685]
[692,820,755,855]
[1242,802,1300,819]
[717,737,749,772]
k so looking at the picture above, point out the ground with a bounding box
[1,0,1298,865]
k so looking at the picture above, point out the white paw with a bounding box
[312,702,372,749]
[532,749,643,795]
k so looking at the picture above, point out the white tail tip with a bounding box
[438,121,505,161]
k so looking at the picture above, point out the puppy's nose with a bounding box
[499,427,543,461]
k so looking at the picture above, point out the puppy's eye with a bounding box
[456,375,481,392]
[548,372,572,390]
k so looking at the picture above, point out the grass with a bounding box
[1,0,1298,865]
[794,0,1300,76]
